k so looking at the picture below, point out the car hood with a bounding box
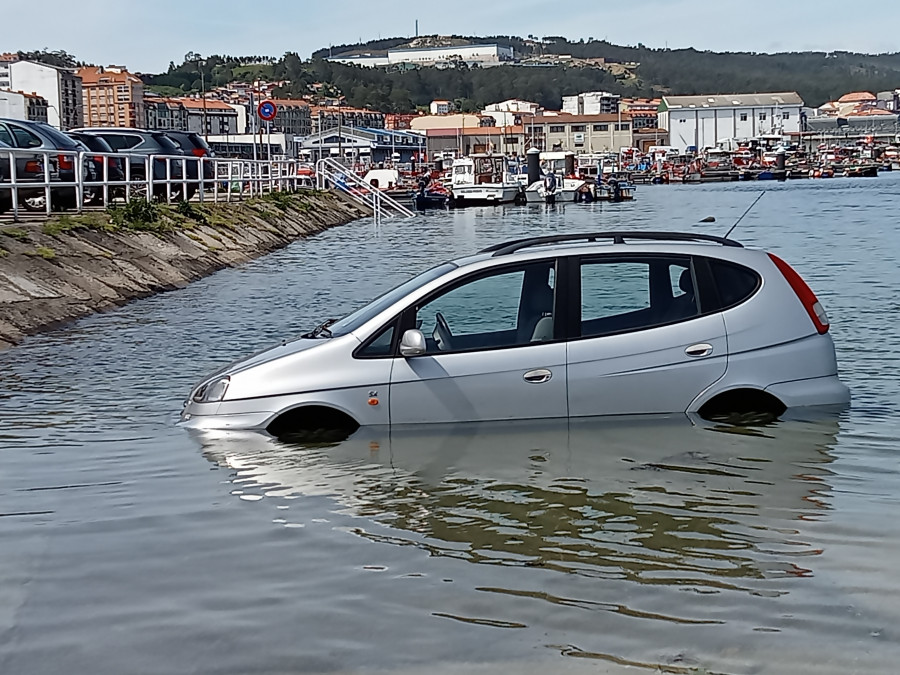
[215,337,331,378]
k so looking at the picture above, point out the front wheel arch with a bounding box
[265,404,360,441]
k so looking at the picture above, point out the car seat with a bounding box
[517,284,554,343]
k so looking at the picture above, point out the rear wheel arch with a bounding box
[696,387,787,422]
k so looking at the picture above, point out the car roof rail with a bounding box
[480,231,743,256]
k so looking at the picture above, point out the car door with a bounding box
[567,254,727,416]
[390,259,568,424]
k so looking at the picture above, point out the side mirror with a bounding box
[399,329,426,357]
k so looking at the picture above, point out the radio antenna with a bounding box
[724,191,765,239]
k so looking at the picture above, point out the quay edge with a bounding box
[0,190,371,350]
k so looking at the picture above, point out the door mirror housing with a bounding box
[399,329,426,357]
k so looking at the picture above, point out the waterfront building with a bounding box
[77,65,145,128]
[410,114,494,132]
[6,60,83,129]
[297,126,426,164]
[563,91,620,116]
[327,43,514,68]
[0,90,49,123]
[658,92,803,152]
[425,125,526,158]
[529,113,634,153]
[266,99,312,137]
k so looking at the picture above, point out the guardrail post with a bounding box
[146,155,153,202]
[75,151,84,214]
[9,149,20,221]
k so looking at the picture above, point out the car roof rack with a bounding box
[480,231,743,257]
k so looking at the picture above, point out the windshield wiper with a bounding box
[301,318,338,339]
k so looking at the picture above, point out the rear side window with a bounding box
[0,125,13,146]
[710,260,760,309]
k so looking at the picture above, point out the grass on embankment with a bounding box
[23,190,326,239]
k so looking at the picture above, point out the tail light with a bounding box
[768,253,829,334]
[191,148,207,157]
[94,155,105,163]
[24,160,43,173]
[58,154,74,171]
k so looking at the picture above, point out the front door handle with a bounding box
[523,368,553,384]
[685,343,713,357]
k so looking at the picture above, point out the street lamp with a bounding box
[198,59,208,141]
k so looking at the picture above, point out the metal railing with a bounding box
[315,157,416,224]
[0,147,315,221]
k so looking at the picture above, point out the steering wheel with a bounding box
[433,312,453,351]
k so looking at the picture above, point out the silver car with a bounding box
[180,232,850,434]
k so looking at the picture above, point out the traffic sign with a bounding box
[258,100,277,121]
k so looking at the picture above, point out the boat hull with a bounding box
[451,185,520,205]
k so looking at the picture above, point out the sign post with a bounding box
[257,101,277,162]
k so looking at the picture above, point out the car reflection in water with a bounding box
[195,410,840,598]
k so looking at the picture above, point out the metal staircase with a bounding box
[315,158,416,224]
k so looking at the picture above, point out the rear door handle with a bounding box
[523,368,552,384]
[685,343,713,357]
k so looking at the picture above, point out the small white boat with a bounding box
[450,154,520,204]
[524,175,586,203]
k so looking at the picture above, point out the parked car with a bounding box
[66,131,124,204]
[0,118,90,211]
[163,131,215,196]
[72,127,187,199]
[0,138,57,214]
[180,231,850,436]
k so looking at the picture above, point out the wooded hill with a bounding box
[136,36,900,111]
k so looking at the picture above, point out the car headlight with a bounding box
[193,376,230,403]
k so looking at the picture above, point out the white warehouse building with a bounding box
[659,92,804,151]
[329,44,514,68]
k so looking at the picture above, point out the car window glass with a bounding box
[10,126,42,148]
[711,260,760,308]
[358,323,395,357]
[416,261,555,354]
[0,126,13,146]
[580,257,697,337]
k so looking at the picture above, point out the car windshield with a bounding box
[328,263,457,337]
[153,134,183,154]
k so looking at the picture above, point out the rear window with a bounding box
[153,134,183,154]
[711,260,760,309]
[30,123,81,149]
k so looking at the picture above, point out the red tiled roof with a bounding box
[174,97,235,111]
[76,66,141,85]
[532,113,627,123]
[837,91,876,103]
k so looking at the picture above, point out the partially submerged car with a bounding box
[180,231,850,435]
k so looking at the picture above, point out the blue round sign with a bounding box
[258,101,277,121]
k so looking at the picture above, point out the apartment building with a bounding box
[311,106,385,133]
[77,65,146,128]
[562,91,621,116]
[7,60,83,129]
[266,99,312,137]
[179,98,238,136]
[145,96,190,131]
[0,89,49,123]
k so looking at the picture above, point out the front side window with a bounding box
[414,261,556,354]
[10,126,42,148]
[580,257,698,337]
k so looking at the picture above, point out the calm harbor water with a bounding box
[1,175,900,674]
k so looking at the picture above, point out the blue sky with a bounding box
[11,0,900,73]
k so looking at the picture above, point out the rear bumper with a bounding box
[765,374,850,408]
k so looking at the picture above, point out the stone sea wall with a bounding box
[0,191,370,349]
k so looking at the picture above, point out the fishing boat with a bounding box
[449,154,520,205]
